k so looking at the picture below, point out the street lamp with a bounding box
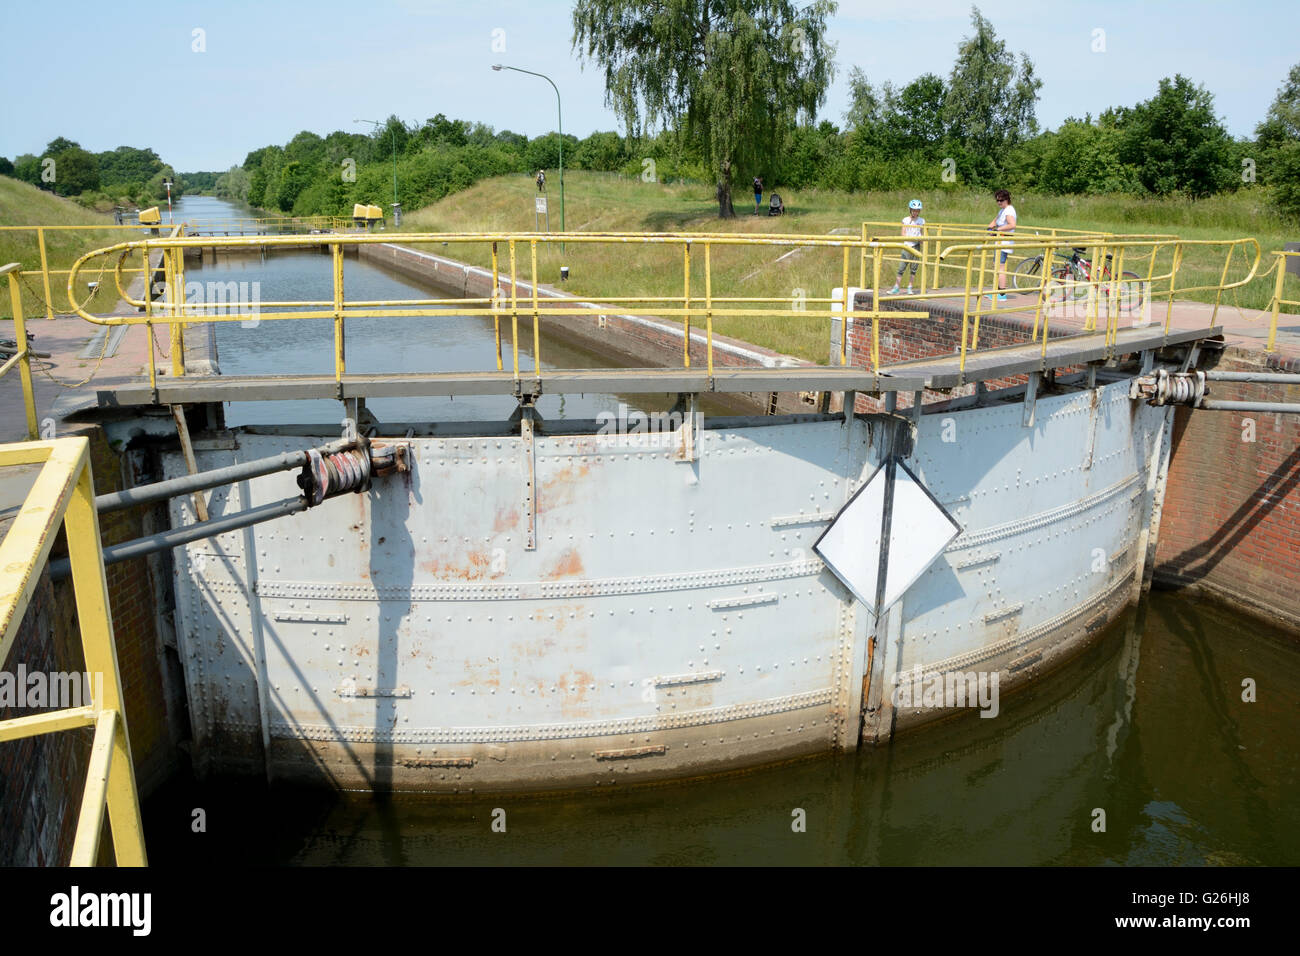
[355,118,400,225]
[492,64,565,248]
[162,178,173,224]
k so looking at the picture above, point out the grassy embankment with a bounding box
[401,171,1298,363]
[0,175,144,319]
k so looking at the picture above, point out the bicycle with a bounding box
[1012,247,1146,314]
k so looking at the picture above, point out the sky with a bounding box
[3,0,1298,172]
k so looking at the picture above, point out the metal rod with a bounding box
[50,496,308,580]
[1203,371,1300,384]
[94,438,355,513]
[1198,400,1300,413]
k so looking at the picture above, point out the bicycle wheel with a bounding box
[1116,270,1147,314]
[1012,255,1043,291]
[1047,266,1073,302]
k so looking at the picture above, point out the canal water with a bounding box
[143,196,1300,866]
[144,592,1299,866]
[170,195,728,427]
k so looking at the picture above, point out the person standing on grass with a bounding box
[753,175,764,215]
[537,169,546,192]
[987,189,1016,301]
[889,200,926,295]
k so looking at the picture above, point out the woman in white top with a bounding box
[988,189,1016,300]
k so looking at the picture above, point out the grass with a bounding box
[401,171,1299,362]
[0,175,145,318]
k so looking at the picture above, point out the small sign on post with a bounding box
[1286,242,1300,277]
[534,196,549,232]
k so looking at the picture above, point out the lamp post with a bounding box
[355,118,400,224]
[492,64,564,249]
[162,178,173,224]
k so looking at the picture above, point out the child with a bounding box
[753,176,763,215]
[888,200,925,295]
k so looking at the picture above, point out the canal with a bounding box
[142,196,1300,866]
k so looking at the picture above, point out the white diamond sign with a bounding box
[813,460,961,615]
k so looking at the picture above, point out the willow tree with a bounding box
[572,0,836,217]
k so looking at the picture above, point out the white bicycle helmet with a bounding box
[908,199,923,210]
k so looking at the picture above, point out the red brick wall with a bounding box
[845,291,1079,412]
[1152,349,1300,630]
[0,571,90,866]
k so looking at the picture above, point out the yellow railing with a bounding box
[1266,251,1300,353]
[68,231,942,382]
[61,230,1267,383]
[860,220,1178,297]
[0,437,147,866]
[0,224,173,321]
[913,235,1262,372]
[0,263,38,440]
[177,215,355,235]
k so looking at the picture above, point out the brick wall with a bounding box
[0,571,89,866]
[845,291,1080,412]
[1152,348,1300,630]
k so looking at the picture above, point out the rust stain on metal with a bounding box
[420,550,495,580]
[544,547,585,579]
[493,506,519,532]
[593,744,667,761]
[538,462,592,514]
[400,756,474,769]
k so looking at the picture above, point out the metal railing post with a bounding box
[530,239,541,375]
[37,227,54,320]
[509,239,520,384]
[704,242,714,379]
[683,242,691,368]
[331,243,344,386]
[63,446,147,866]
[6,271,38,439]
[491,241,502,370]
[871,245,882,372]
[1268,253,1286,354]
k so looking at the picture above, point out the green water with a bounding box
[143,591,1300,866]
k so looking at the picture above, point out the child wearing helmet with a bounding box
[888,200,925,295]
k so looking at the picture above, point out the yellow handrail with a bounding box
[53,230,1268,382]
[0,437,147,866]
[0,263,38,439]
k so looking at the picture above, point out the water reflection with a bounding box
[144,592,1300,865]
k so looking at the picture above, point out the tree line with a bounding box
[0,139,208,209]
[5,6,1298,221]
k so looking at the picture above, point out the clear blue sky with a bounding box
[4,0,1297,172]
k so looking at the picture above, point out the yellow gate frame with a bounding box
[0,437,147,866]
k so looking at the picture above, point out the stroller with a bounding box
[767,192,785,216]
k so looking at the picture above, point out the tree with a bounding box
[1256,63,1300,153]
[0,156,12,177]
[572,0,837,217]
[942,6,1041,181]
[43,137,81,156]
[1256,62,1300,216]
[96,146,164,188]
[12,154,40,186]
[276,160,313,211]
[50,146,100,196]
[1117,75,1235,196]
